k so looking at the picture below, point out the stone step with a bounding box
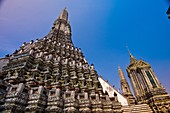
[122,104,153,113]
[132,109,153,112]
[132,107,152,110]
[131,111,153,113]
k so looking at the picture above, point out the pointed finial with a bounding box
[118,66,123,73]
[126,46,132,56]
[63,7,67,12]
[126,46,137,64]
[63,7,68,13]
[118,66,121,70]
[126,46,133,57]
[118,66,122,73]
[118,66,126,79]
[58,7,68,21]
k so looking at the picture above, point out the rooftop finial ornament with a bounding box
[126,46,133,57]
[126,46,137,65]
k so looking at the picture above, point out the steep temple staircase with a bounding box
[122,104,153,113]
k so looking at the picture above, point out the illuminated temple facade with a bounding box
[0,8,170,113]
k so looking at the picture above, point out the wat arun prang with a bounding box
[0,8,170,113]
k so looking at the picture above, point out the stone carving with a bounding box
[0,7,169,113]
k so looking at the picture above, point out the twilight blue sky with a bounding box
[0,0,170,93]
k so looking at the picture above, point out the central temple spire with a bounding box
[49,8,72,45]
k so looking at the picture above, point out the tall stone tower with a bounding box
[126,52,170,112]
[118,66,135,105]
[0,8,123,113]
